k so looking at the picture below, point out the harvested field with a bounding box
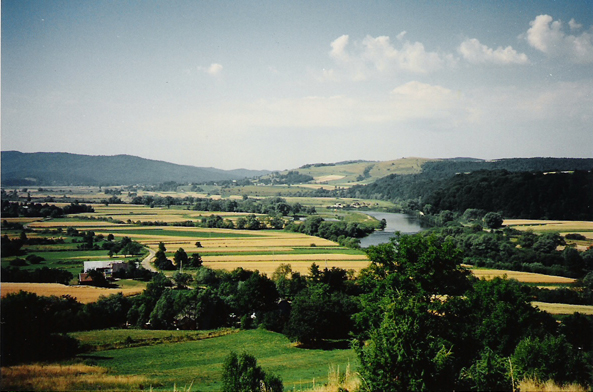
[203,253,368,262]
[532,301,593,315]
[203,261,371,275]
[469,268,575,284]
[1,283,144,303]
[504,219,593,233]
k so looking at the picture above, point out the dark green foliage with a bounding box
[459,348,512,392]
[512,335,592,386]
[86,269,110,287]
[221,351,283,392]
[284,284,358,345]
[173,247,189,267]
[355,295,456,392]
[2,266,73,285]
[154,249,175,270]
[483,212,503,229]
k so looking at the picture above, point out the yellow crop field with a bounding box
[504,219,593,233]
[469,268,575,284]
[1,283,144,304]
[532,301,593,315]
[203,253,368,263]
[203,261,371,276]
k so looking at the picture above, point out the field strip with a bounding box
[28,221,124,228]
[1,283,144,304]
[202,253,368,262]
[504,219,593,232]
[532,301,593,315]
[203,260,371,275]
[469,268,575,284]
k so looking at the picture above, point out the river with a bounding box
[359,211,428,248]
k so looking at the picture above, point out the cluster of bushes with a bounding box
[1,291,132,365]
[1,266,73,285]
[284,216,376,249]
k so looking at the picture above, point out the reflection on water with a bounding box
[360,211,428,248]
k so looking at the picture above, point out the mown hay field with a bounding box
[1,283,144,304]
[469,268,576,284]
[532,301,593,315]
[504,219,593,234]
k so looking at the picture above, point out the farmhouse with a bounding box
[78,260,132,284]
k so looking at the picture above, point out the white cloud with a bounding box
[330,35,350,62]
[198,63,223,76]
[526,15,593,63]
[569,18,582,31]
[326,33,449,80]
[458,38,528,65]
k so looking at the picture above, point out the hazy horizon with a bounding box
[3,1,593,170]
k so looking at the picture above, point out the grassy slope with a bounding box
[82,329,356,391]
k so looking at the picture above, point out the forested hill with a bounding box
[1,151,270,186]
[345,158,593,220]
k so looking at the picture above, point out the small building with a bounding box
[83,260,130,279]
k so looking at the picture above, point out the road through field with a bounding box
[140,248,157,272]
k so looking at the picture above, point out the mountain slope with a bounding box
[1,151,269,186]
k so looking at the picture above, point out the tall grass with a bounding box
[0,363,149,391]
[305,363,359,392]
[518,378,589,392]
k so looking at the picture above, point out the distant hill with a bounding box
[271,157,434,185]
[1,151,270,186]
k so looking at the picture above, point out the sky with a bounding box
[2,0,593,170]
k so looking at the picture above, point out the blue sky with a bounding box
[2,0,592,170]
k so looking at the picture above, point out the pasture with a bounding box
[79,328,356,391]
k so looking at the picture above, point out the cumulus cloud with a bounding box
[458,38,528,64]
[198,63,223,75]
[526,15,593,63]
[326,33,451,80]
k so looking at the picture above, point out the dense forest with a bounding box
[346,168,593,220]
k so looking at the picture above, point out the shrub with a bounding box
[221,351,283,392]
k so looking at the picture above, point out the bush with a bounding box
[221,351,283,392]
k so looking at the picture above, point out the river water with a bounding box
[359,211,428,248]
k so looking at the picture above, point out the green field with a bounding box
[81,329,356,391]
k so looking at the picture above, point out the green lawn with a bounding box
[81,329,357,391]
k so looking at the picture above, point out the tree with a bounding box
[189,253,203,268]
[221,351,283,392]
[154,249,175,270]
[174,247,189,269]
[483,212,503,229]
[285,284,357,345]
[172,271,193,288]
[86,269,109,287]
[355,295,456,391]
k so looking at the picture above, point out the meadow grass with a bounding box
[70,328,237,352]
[81,329,357,391]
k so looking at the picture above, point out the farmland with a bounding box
[3,189,593,391]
